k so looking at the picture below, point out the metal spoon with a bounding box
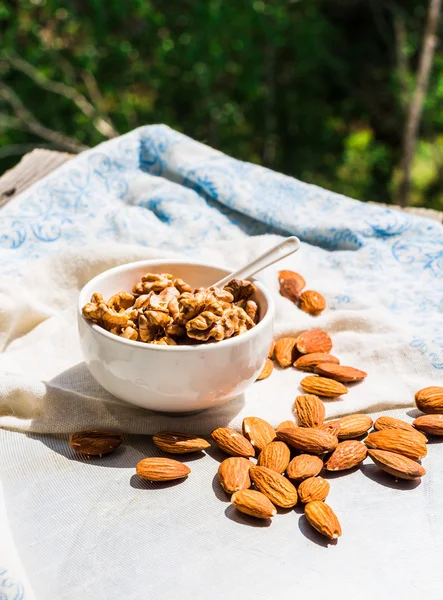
[212,236,300,288]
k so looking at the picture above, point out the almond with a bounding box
[286,454,324,481]
[296,330,332,355]
[413,414,443,436]
[298,477,330,503]
[211,428,255,458]
[231,489,277,519]
[365,430,427,460]
[325,440,367,471]
[415,386,443,414]
[277,427,338,455]
[299,290,326,315]
[268,342,275,359]
[374,416,420,435]
[305,501,342,539]
[153,431,210,454]
[274,337,299,367]
[278,271,306,302]
[368,449,426,480]
[278,269,306,286]
[256,358,274,381]
[218,457,252,494]
[294,394,325,428]
[276,420,297,432]
[279,278,304,302]
[294,353,340,372]
[257,441,291,473]
[136,457,191,481]
[318,421,341,437]
[242,417,276,452]
[374,416,427,444]
[250,465,298,508]
[336,414,373,439]
[300,376,348,398]
[69,430,123,456]
[314,363,367,383]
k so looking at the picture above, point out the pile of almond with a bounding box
[68,385,443,543]
[258,328,367,396]
[278,269,326,316]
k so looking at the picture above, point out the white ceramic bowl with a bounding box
[78,260,274,413]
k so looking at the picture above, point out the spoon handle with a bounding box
[212,236,300,288]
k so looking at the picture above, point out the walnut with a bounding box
[173,278,192,293]
[132,273,174,295]
[175,290,225,325]
[237,299,259,324]
[120,326,139,340]
[108,291,135,311]
[186,311,222,341]
[149,286,179,311]
[151,336,177,346]
[165,322,186,337]
[138,310,171,342]
[82,272,257,346]
[223,279,255,302]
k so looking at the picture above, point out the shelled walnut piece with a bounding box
[82,274,258,345]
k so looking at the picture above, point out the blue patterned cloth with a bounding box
[1,124,442,368]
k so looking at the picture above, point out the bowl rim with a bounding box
[78,259,275,352]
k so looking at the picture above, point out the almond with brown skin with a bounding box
[296,330,333,355]
[365,430,427,460]
[278,269,306,286]
[286,454,324,481]
[274,337,299,367]
[218,457,252,494]
[294,353,340,372]
[256,358,274,381]
[415,386,443,414]
[242,417,276,453]
[374,416,420,435]
[314,363,367,383]
[69,430,123,456]
[300,376,348,398]
[257,441,291,473]
[136,457,191,481]
[317,421,341,437]
[325,440,367,471]
[298,477,330,503]
[211,428,255,458]
[413,414,443,436]
[250,466,298,508]
[294,394,325,428]
[305,501,342,540]
[153,432,210,454]
[374,416,428,444]
[231,489,277,519]
[276,420,297,432]
[368,449,426,480]
[299,290,326,315]
[336,414,373,439]
[278,271,306,302]
[277,427,338,455]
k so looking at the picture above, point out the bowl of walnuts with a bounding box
[78,260,274,413]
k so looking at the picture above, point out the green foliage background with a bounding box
[1,0,443,209]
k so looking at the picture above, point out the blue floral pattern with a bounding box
[0,124,442,367]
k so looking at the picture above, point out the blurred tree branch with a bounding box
[397,0,442,207]
[2,54,119,139]
[0,83,88,153]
